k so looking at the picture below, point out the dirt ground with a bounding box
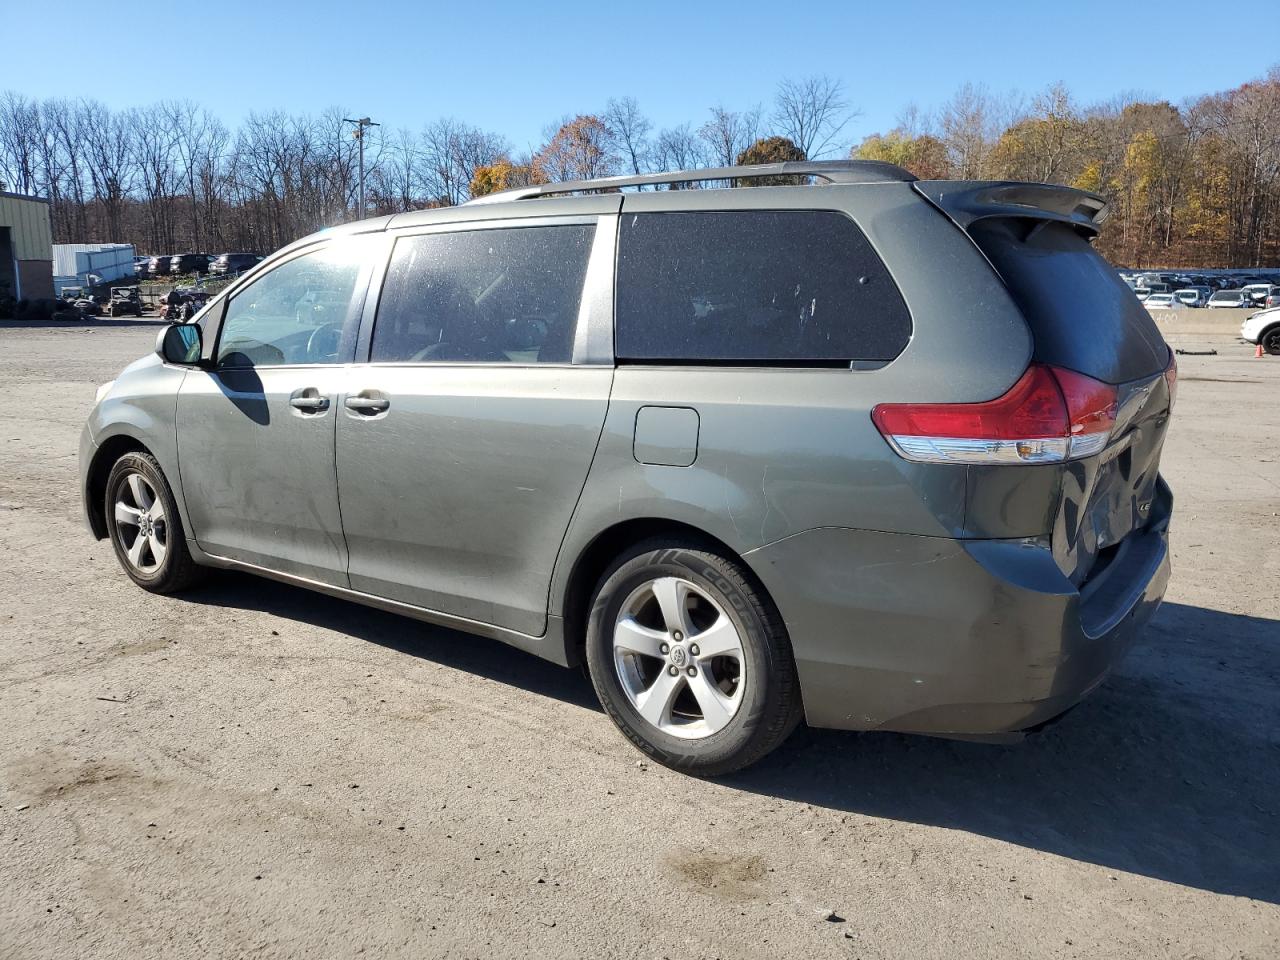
[0,316,1276,960]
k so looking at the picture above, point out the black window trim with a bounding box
[360,215,609,368]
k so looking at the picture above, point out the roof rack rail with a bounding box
[465,160,915,204]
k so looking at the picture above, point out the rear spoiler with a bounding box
[913,180,1109,238]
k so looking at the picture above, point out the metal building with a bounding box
[0,191,55,301]
[53,243,136,294]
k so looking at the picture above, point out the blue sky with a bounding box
[5,0,1277,154]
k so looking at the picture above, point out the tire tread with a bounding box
[585,537,802,776]
[105,451,204,594]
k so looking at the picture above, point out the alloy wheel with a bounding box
[113,472,168,573]
[612,576,746,739]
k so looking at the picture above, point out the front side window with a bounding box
[370,224,596,364]
[615,210,911,365]
[216,245,363,367]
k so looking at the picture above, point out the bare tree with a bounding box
[420,118,508,206]
[164,101,230,249]
[698,105,762,167]
[605,96,652,176]
[372,127,421,212]
[938,83,1019,179]
[0,92,42,194]
[654,123,705,181]
[80,100,135,241]
[772,76,855,158]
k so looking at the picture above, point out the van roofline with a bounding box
[464,160,916,204]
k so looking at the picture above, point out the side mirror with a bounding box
[157,322,203,365]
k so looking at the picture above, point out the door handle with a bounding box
[289,391,329,412]
[345,394,390,414]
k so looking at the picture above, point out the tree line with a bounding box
[2,68,1278,267]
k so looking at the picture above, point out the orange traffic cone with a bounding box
[1257,343,1265,358]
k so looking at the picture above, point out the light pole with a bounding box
[342,116,380,219]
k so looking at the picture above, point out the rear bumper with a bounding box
[745,483,1172,735]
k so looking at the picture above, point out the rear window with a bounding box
[371,224,594,364]
[614,211,911,366]
[970,219,1170,384]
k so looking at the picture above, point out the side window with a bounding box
[615,211,911,365]
[216,245,362,368]
[370,223,595,364]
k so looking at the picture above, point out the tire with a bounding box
[104,452,204,594]
[1262,326,1280,356]
[585,539,802,776]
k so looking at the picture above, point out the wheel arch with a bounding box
[557,517,773,667]
[85,434,155,539]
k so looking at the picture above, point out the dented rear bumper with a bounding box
[745,480,1172,734]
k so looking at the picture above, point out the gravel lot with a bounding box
[0,316,1276,959]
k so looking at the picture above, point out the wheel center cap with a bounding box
[669,645,688,667]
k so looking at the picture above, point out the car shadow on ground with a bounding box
[183,579,1279,904]
[185,571,599,710]
[728,601,1279,905]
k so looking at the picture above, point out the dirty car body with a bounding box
[81,160,1175,771]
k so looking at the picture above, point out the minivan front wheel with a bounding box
[105,452,203,594]
[585,541,802,776]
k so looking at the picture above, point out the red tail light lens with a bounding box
[1053,365,1120,458]
[1163,350,1177,411]
[872,364,1118,465]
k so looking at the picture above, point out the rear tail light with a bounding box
[872,364,1118,465]
[1164,350,1177,410]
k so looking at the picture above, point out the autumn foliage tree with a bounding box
[733,136,806,186]
[533,115,617,183]
[469,158,545,198]
[737,135,806,166]
[853,131,950,179]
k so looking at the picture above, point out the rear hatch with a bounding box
[914,181,1174,587]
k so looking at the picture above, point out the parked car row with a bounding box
[1125,271,1280,310]
[1119,269,1279,293]
[135,252,264,278]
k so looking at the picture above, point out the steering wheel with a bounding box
[306,322,344,362]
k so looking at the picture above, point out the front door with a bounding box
[176,240,371,585]
[336,219,614,636]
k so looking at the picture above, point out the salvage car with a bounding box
[80,161,1175,775]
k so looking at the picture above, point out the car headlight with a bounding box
[95,380,114,404]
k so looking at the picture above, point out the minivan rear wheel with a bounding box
[105,452,203,594]
[585,540,802,776]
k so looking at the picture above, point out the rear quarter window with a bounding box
[969,219,1169,384]
[614,210,911,366]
